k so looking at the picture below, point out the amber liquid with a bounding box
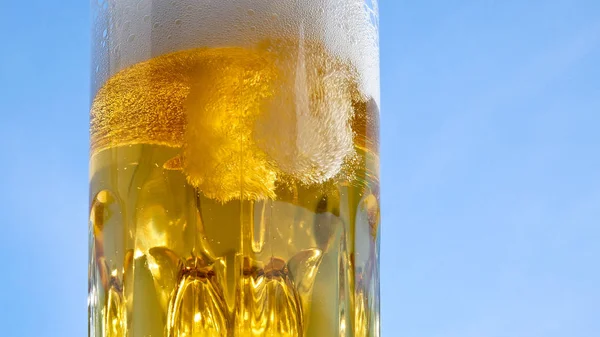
[89,43,379,337]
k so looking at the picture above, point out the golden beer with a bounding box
[90,1,379,336]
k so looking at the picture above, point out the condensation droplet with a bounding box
[174,19,182,25]
[128,34,136,42]
[143,15,150,23]
[137,0,148,11]
[113,45,121,58]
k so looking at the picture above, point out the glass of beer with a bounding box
[89,1,379,336]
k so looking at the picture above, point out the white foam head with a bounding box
[92,0,379,104]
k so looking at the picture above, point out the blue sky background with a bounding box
[1,1,599,336]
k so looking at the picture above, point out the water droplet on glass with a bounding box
[113,44,122,60]
[137,0,148,11]
[175,19,182,25]
[128,34,136,42]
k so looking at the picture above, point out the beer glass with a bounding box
[89,1,380,336]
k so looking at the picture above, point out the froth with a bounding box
[255,40,357,184]
[96,0,379,104]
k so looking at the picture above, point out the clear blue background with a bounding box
[1,1,599,336]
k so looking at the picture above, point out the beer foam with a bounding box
[95,0,379,104]
[254,40,357,184]
[182,48,279,202]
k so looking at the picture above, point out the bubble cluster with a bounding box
[255,40,358,184]
[181,48,278,201]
